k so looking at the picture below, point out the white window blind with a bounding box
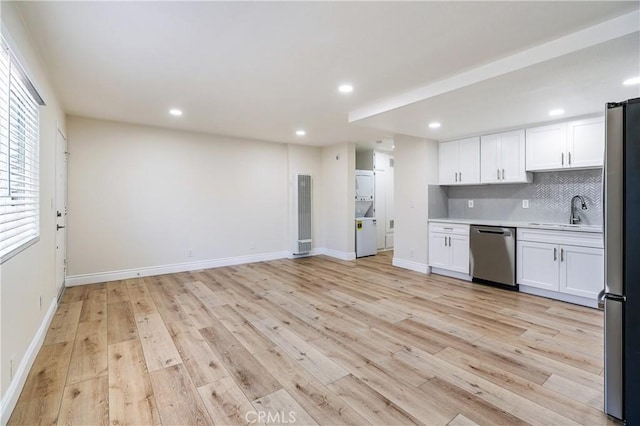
[1,36,45,263]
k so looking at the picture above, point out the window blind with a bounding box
[0,36,44,263]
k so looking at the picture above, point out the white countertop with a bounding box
[428,218,603,233]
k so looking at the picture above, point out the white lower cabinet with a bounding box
[428,223,470,274]
[517,241,560,291]
[517,228,603,305]
[560,245,604,299]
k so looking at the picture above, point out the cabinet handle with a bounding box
[454,172,458,182]
[444,237,447,247]
[448,236,451,246]
[497,169,500,180]
[459,171,462,181]
[502,169,505,180]
[561,152,564,166]
[568,152,572,166]
[554,248,557,261]
[561,248,564,262]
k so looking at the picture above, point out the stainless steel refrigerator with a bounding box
[603,97,640,423]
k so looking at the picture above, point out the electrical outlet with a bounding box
[468,200,474,208]
[522,199,529,209]
[188,248,193,257]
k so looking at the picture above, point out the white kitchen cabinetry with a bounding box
[428,223,470,274]
[480,130,531,184]
[526,116,604,172]
[438,137,480,185]
[517,228,603,306]
[566,117,605,169]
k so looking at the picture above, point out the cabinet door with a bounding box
[480,134,500,183]
[517,241,559,290]
[500,130,528,182]
[439,140,458,185]
[526,123,566,171]
[428,233,449,269]
[566,117,604,169]
[560,245,604,299]
[449,235,470,274]
[458,137,480,184]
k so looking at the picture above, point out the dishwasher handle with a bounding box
[473,228,513,236]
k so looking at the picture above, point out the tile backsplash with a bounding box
[439,169,602,225]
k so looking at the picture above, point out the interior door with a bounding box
[55,129,68,302]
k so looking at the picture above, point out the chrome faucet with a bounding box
[570,195,587,224]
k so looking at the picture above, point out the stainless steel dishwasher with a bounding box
[469,225,516,287]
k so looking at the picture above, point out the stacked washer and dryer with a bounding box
[355,170,377,258]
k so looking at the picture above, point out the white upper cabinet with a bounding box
[480,130,531,184]
[566,117,605,169]
[438,137,480,185]
[526,116,604,171]
[525,123,566,171]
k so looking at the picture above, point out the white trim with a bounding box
[66,251,290,286]
[319,248,356,261]
[519,285,598,309]
[392,257,428,274]
[349,11,640,123]
[429,267,472,281]
[0,297,57,425]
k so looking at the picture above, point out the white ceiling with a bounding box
[14,1,640,147]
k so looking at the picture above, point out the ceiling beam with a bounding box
[349,10,640,123]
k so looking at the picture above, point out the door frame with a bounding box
[55,127,68,303]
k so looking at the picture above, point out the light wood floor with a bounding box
[9,252,612,425]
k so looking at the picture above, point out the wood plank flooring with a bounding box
[9,252,613,425]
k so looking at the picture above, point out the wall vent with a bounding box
[293,174,312,254]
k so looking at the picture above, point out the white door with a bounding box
[428,233,449,269]
[517,241,559,290]
[526,123,566,171]
[566,117,604,169]
[560,245,604,299]
[449,235,470,274]
[500,130,526,182]
[385,157,394,248]
[438,140,458,185]
[374,168,386,249]
[55,130,68,301]
[457,137,480,184]
[480,134,500,183]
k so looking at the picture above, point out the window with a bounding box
[1,36,45,263]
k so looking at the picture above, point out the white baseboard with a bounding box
[429,267,472,281]
[0,298,57,425]
[519,285,599,308]
[319,248,356,261]
[66,251,290,286]
[392,257,428,274]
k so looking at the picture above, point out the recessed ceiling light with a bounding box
[296,130,306,136]
[429,122,441,129]
[392,145,395,149]
[623,76,640,86]
[169,108,183,116]
[549,109,565,116]
[338,84,354,93]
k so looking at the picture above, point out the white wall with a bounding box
[0,0,66,406]
[320,143,355,259]
[67,116,292,278]
[287,144,323,252]
[392,135,438,273]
